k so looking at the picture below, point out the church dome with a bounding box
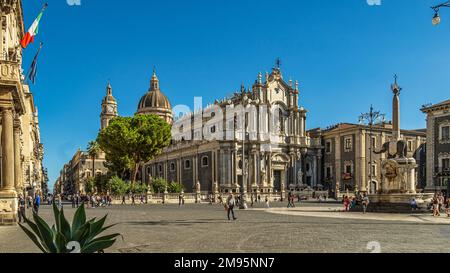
[136,70,173,124]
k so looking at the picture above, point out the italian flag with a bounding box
[20,4,48,49]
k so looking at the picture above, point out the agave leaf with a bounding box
[72,204,86,234]
[23,215,44,243]
[89,233,123,245]
[73,222,91,245]
[81,239,116,254]
[18,223,48,253]
[86,215,108,242]
[100,223,117,233]
[59,207,72,240]
[32,212,57,253]
[52,202,61,233]
[55,232,68,253]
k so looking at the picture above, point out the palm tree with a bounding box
[87,141,101,180]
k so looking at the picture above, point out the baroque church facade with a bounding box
[140,66,323,195]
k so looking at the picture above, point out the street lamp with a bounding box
[239,94,252,209]
[359,105,386,194]
[432,1,450,25]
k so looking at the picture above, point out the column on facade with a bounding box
[335,136,341,194]
[232,149,238,187]
[360,131,367,192]
[268,152,273,188]
[317,153,322,188]
[426,115,435,190]
[211,150,215,192]
[252,151,258,187]
[299,113,305,137]
[1,108,16,194]
[13,116,23,191]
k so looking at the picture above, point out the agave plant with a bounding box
[19,202,122,253]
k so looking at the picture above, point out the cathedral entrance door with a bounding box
[274,171,282,192]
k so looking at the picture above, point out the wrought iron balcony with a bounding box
[435,167,450,177]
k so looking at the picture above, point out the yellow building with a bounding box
[0,0,46,225]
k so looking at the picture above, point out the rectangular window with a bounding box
[345,165,352,174]
[344,137,352,152]
[442,126,450,140]
[371,137,377,149]
[371,165,377,176]
[443,159,450,170]
[325,141,332,153]
[326,167,332,179]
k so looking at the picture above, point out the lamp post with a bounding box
[239,94,252,209]
[432,1,450,25]
[359,105,385,194]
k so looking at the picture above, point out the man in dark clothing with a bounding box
[75,194,80,208]
[71,196,76,208]
[34,194,41,215]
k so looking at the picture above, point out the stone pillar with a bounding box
[0,107,18,225]
[1,108,16,193]
[268,152,273,189]
[252,151,258,187]
[14,117,23,191]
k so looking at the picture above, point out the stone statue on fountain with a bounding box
[367,75,433,212]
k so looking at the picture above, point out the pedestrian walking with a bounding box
[362,194,370,214]
[33,193,41,215]
[18,194,26,223]
[71,196,76,208]
[122,195,126,205]
[250,194,254,208]
[226,194,237,221]
[433,197,440,217]
[343,196,350,212]
[265,195,270,209]
[131,194,136,205]
[446,199,450,217]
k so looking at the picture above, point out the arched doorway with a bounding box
[370,180,378,194]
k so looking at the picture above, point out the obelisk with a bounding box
[391,75,402,140]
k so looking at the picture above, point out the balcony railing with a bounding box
[436,167,450,176]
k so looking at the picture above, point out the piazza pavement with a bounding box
[1,201,450,253]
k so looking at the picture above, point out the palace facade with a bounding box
[0,0,47,224]
[421,100,450,194]
[315,122,426,197]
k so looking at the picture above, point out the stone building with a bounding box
[55,83,117,195]
[318,122,426,197]
[142,66,322,195]
[0,0,47,224]
[421,100,450,194]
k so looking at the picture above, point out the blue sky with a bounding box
[21,0,450,190]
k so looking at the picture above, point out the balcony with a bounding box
[435,167,450,177]
[342,173,353,181]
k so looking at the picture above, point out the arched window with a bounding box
[279,109,285,133]
[184,160,191,170]
[202,156,209,167]
[170,162,176,172]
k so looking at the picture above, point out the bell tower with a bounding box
[100,82,118,130]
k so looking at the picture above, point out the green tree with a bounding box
[85,178,96,194]
[97,114,171,186]
[168,182,184,193]
[152,178,168,194]
[130,182,148,195]
[87,141,101,179]
[107,176,129,197]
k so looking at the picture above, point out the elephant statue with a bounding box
[374,140,408,159]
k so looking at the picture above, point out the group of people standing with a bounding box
[17,192,41,223]
[343,193,370,214]
[430,193,450,217]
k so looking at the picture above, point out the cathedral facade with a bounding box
[141,66,322,195]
